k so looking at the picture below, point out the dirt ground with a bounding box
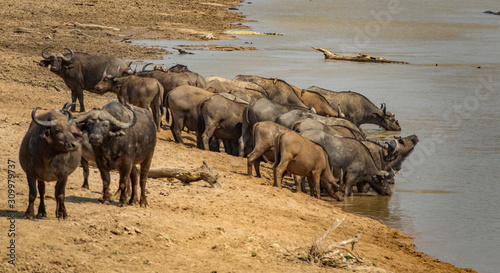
[0,0,476,272]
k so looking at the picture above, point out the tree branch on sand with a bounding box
[312,47,408,64]
[148,161,222,187]
[277,216,369,268]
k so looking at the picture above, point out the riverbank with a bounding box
[0,0,475,272]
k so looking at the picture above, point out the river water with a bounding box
[135,1,500,272]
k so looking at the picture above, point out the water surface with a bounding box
[135,1,500,272]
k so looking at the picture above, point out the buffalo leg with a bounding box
[247,148,264,177]
[343,172,360,197]
[118,164,133,207]
[37,180,47,218]
[171,115,185,144]
[24,172,37,219]
[72,88,85,112]
[81,158,90,189]
[273,154,290,189]
[139,156,153,208]
[54,176,68,219]
[128,166,139,205]
[201,119,217,150]
[96,157,112,204]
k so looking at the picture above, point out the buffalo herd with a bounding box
[20,47,419,219]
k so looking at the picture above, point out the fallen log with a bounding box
[147,161,222,188]
[65,22,120,32]
[312,47,408,64]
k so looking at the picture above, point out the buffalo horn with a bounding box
[61,109,75,125]
[106,66,121,79]
[32,107,56,127]
[62,102,76,111]
[381,103,387,115]
[99,105,137,129]
[61,48,74,62]
[73,111,98,124]
[41,46,53,59]
[142,63,154,72]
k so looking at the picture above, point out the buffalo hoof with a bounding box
[128,198,139,206]
[36,212,47,218]
[56,211,68,220]
[98,197,111,204]
[24,211,35,219]
[81,184,90,190]
[139,199,148,208]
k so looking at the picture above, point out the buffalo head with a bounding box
[373,103,401,131]
[94,67,121,92]
[74,104,137,146]
[386,135,419,170]
[39,47,75,73]
[370,170,393,196]
[32,107,82,152]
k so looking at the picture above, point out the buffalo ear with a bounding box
[39,129,52,143]
[384,151,399,162]
[372,113,383,120]
[39,60,50,67]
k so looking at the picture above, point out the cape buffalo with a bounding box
[135,64,206,116]
[205,76,267,101]
[75,102,156,207]
[39,47,129,112]
[356,135,419,192]
[273,130,343,201]
[246,121,290,177]
[197,94,250,156]
[234,75,308,107]
[20,107,83,219]
[292,118,366,141]
[305,86,401,131]
[291,87,339,117]
[95,73,164,131]
[300,129,392,197]
[166,86,213,145]
[276,109,362,135]
[239,98,315,157]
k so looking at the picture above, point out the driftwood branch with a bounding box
[65,22,120,32]
[312,46,408,64]
[311,215,346,255]
[147,161,222,188]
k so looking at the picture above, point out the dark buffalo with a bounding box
[292,118,365,141]
[273,130,343,201]
[20,107,83,219]
[239,98,315,156]
[39,47,129,112]
[94,73,164,131]
[305,86,401,131]
[276,109,362,135]
[166,85,213,145]
[234,75,308,107]
[300,129,392,197]
[74,102,156,207]
[197,93,250,156]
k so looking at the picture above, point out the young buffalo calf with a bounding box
[273,130,343,201]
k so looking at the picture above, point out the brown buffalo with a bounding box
[291,87,339,117]
[246,121,290,178]
[95,73,164,131]
[19,107,83,219]
[273,130,343,201]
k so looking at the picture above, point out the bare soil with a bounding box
[0,0,476,272]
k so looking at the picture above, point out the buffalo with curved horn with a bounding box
[20,105,83,219]
[39,46,129,112]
